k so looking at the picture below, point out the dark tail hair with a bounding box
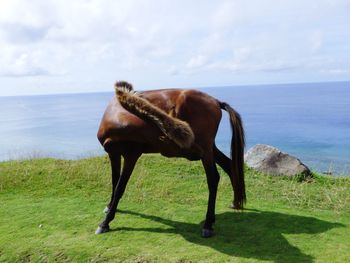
[219,102,246,209]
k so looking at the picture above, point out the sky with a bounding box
[0,0,350,96]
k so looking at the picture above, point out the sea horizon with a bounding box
[1,81,349,175]
[1,79,350,98]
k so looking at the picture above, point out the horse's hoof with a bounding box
[201,228,214,238]
[229,203,235,209]
[229,202,242,209]
[103,207,110,214]
[95,225,110,234]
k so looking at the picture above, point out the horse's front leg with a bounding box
[96,153,140,234]
[103,153,121,214]
[201,154,220,238]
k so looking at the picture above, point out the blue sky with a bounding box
[1,0,350,96]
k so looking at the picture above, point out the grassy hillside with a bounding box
[0,154,349,262]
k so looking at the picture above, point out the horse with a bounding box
[95,81,246,237]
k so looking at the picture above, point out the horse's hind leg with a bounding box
[201,153,220,238]
[214,145,230,174]
[214,145,235,208]
[96,152,141,234]
[103,152,121,214]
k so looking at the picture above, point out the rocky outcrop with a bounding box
[245,144,311,177]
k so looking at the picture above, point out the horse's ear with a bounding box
[115,81,133,92]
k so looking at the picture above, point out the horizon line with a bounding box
[1,79,349,98]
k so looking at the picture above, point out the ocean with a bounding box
[0,81,349,175]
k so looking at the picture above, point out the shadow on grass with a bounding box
[115,209,343,263]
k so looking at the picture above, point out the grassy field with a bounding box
[0,154,349,262]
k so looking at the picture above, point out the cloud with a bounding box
[321,69,350,75]
[0,0,196,77]
[310,30,324,53]
[0,0,350,95]
[0,52,49,77]
[0,23,49,44]
[186,55,208,69]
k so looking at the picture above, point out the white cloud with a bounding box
[186,55,208,69]
[0,0,350,95]
[310,30,324,53]
[322,68,350,75]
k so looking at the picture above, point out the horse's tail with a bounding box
[219,101,246,209]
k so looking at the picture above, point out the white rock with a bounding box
[245,144,310,177]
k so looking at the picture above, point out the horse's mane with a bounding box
[115,82,194,148]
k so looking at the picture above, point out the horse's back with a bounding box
[173,89,222,144]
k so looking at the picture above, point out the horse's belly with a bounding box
[160,151,201,161]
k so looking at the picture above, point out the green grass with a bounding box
[0,154,349,262]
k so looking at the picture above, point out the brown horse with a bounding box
[95,81,246,237]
